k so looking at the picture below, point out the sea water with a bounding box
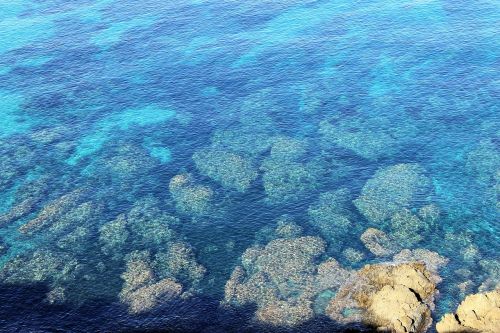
[0,1,498,332]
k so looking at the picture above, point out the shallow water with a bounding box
[0,1,498,332]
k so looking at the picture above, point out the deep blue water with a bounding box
[0,0,498,332]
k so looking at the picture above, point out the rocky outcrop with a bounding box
[436,290,500,333]
[326,262,437,333]
[393,248,449,284]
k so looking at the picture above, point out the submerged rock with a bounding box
[436,290,500,333]
[0,249,82,300]
[100,144,158,179]
[0,241,9,257]
[319,118,400,160]
[308,189,353,242]
[99,198,178,259]
[0,176,49,226]
[261,161,320,204]
[417,204,441,225]
[354,163,431,223]
[153,242,206,286]
[465,140,500,183]
[389,208,429,248]
[46,286,66,305]
[99,214,130,259]
[223,236,334,327]
[18,188,86,234]
[193,148,258,192]
[268,136,308,162]
[261,137,321,204]
[224,227,451,332]
[119,251,183,314]
[0,141,36,191]
[342,248,365,264]
[393,249,448,284]
[360,228,398,257]
[169,173,214,216]
[274,216,303,239]
[478,259,500,293]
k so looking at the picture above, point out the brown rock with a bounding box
[436,290,500,333]
[393,249,448,284]
[326,262,437,333]
[369,284,430,333]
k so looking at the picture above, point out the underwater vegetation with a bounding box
[0,0,499,332]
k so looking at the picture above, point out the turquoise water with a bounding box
[0,0,498,332]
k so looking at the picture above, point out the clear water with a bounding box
[0,1,498,332]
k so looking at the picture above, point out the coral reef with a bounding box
[436,290,500,333]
